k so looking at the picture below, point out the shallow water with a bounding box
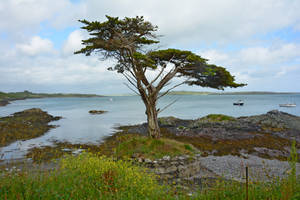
[1,94,300,160]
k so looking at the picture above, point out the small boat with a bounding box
[279,103,296,107]
[233,100,244,106]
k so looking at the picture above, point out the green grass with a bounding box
[199,114,236,122]
[1,152,299,200]
[0,153,177,200]
[25,134,197,162]
[1,143,300,199]
[115,135,197,159]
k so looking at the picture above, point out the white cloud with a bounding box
[1,0,300,93]
[62,30,85,56]
[0,0,83,40]
[75,0,300,46]
[200,50,229,64]
[239,43,300,66]
[199,43,300,87]
[16,36,54,56]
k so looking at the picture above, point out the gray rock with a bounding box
[163,155,170,161]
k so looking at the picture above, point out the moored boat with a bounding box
[279,103,296,107]
[233,100,244,106]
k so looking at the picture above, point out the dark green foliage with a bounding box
[148,48,245,89]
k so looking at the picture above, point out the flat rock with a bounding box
[89,110,107,115]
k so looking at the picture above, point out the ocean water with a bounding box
[1,94,300,160]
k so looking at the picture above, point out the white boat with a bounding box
[279,103,296,107]
[233,100,244,106]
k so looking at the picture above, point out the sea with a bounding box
[1,94,300,160]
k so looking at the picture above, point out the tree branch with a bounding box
[155,66,178,95]
[158,80,187,99]
[123,72,137,89]
[158,98,179,114]
[123,83,140,96]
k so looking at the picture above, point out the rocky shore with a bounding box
[0,108,61,147]
[113,110,300,188]
[1,109,299,189]
[125,110,300,161]
[0,100,10,107]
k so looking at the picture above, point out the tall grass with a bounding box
[0,153,175,200]
[0,142,299,199]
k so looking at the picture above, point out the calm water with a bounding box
[1,94,300,160]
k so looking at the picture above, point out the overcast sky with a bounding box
[0,0,300,95]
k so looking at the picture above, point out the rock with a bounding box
[0,100,10,107]
[72,149,84,155]
[89,110,107,115]
[163,155,170,161]
[62,148,72,152]
[0,108,61,147]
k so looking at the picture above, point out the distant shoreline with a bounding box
[0,91,104,107]
[1,90,299,106]
[167,91,300,95]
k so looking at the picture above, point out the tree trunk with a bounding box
[146,100,160,138]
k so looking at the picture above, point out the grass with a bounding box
[26,134,197,162]
[0,153,178,200]
[1,146,300,199]
[197,114,236,122]
[115,135,197,159]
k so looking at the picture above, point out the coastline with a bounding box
[0,91,104,107]
[0,108,299,196]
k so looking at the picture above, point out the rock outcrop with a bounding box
[123,110,300,160]
[89,110,107,115]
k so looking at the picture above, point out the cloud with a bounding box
[239,43,300,66]
[74,0,300,46]
[199,43,300,89]
[62,30,85,56]
[16,36,54,56]
[0,0,84,40]
[1,0,300,93]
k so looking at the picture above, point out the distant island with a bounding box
[167,90,299,95]
[0,90,103,107]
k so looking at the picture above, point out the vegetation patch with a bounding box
[198,114,236,122]
[115,135,197,160]
[161,128,299,161]
[0,108,61,147]
[26,134,197,162]
[2,151,300,199]
[1,153,178,200]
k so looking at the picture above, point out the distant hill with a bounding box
[167,91,212,95]
[0,91,103,106]
[167,90,299,95]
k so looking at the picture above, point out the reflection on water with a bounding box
[1,94,300,160]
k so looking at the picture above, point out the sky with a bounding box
[0,0,300,95]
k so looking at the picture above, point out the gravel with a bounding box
[197,154,300,182]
